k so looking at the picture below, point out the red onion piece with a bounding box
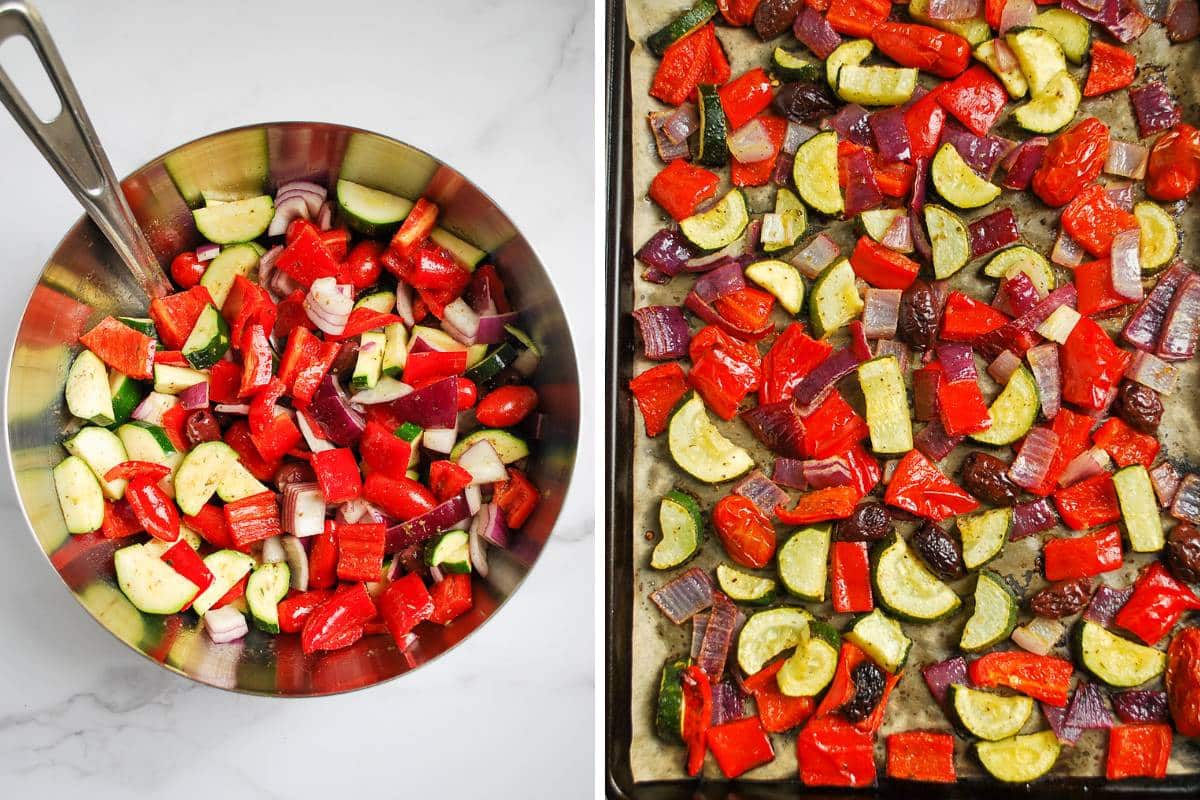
[1130,81,1182,138]
[304,277,353,336]
[1106,181,1135,212]
[969,208,1020,259]
[664,102,699,145]
[394,280,415,328]
[799,455,855,489]
[1011,616,1064,655]
[922,656,968,708]
[474,312,519,345]
[1008,426,1060,490]
[711,681,748,725]
[213,403,249,415]
[1110,229,1144,302]
[316,202,333,231]
[1167,0,1200,41]
[650,567,715,625]
[793,347,862,408]
[697,594,737,679]
[309,373,365,447]
[1057,447,1112,488]
[848,321,872,362]
[1150,461,1182,507]
[880,214,913,253]
[441,298,481,345]
[1051,228,1085,268]
[178,380,209,410]
[1012,498,1058,539]
[1126,350,1179,394]
[937,343,977,383]
[915,418,964,462]
[842,148,882,218]
[1123,261,1191,350]
[479,501,509,547]
[390,376,458,429]
[863,288,902,339]
[793,7,842,59]
[741,401,807,458]
[693,261,746,304]
[690,613,709,660]
[771,152,795,187]
[649,109,693,162]
[728,119,775,163]
[782,122,817,155]
[1104,140,1149,180]
[1156,272,1200,361]
[995,271,1042,317]
[632,305,691,360]
[987,349,1022,384]
[828,104,873,148]
[1105,3,1152,42]
[772,458,807,490]
[283,482,327,537]
[204,606,249,644]
[1085,585,1132,627]
[385,494,471,552]
[195,242,220,262]
[1063,0,1119,24]
[979,284,1077,360]
[1112,690,1170,724]
[1170,473,1200,524]
[791,234,839,279]
[874,339,911,372]
[1025,344,1061,420]
[928,0,982,19]
[1001,137,1048,190]
[1043,702,1084,746]
[276,180,327,211]
[999,0,1036,31]
[733,470,788,516]
[268,195,311,237]
[940,121,1009,179]
[870,107,912,164]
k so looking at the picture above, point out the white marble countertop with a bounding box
[0,1,594,796]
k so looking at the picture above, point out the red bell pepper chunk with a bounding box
[154,350,188,366]
[969,651,1075,706]
[681,664,713,776]
[1146,123,1200,202]
[379,573,434,641]
[364,472,436,522]
[159,403,189,452]
[905,86,947,161]
[1076,258,1131,316]
[238,324,275,398]
[209,360,242,404]
[701,28,731,83]
[649,23,715,107]
[78,317,156,380]
[1033,117,1111,208]
[273,289,316,340]
[707,716,775,778]
[849,236,920,290]
[940,291,1010,342]
[1043,525,1123,582]
[1030,408,1094,496]
[813,642,898,734]
[311,447,363,504]
[275,221,340,288]
[871,22,971,79]
[1106,724,1172,780]
[845,443,882,498]
[1061,317,1131,411]
[760,323,832,404]
[629,363,689,438]
[719,68,774,131]
[335,522,386,583]
[776,486,859,524]
[278,588,334,633]
[712,286,775,337]
[249,378,286,436]
[885,449,980,522]
[104,461,172,482]
[797,716,877,787]
[743,659,815,733]
[391,197,439,254]
[938,378,992,437]
[403,350,467,386]
[730,115,788,187]
[495,468,539,529]
[101,500,142,539]
[429,460,473,503]
[1114,562,1200,645]
[223,419,280,482]
[249,409,302,467]
[1054,473,1121,530]
[308,522,339,590]
[831,541,873,613]
[223,491,281,549]
[160,538,212,610]
[938,65,1008,136]
[327,308,402,342]
[211,574,248,611]
[182,504,234,550]
[825,0,890,37]
[1084,41,1137,98]
[360,420,414,480]
[801,391,869,459]
[716,0,761,26]
[872,154,916,198]
[222,275,277,345]
[428,572,473,625]
[149,287,215,350]
[1061,184,1139,257]
[125,476,180,542]
[301,581,377,655]
[886,731,957,783]
[465,264,512,315]
[1092,417,1160,468]
[385,242,471,318]
[688,324,763,421]
[277,326,340,406]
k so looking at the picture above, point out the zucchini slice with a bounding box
[792,131,843,217]
[153,363,207,395]
[974,39,1029,99]
[246,562,290,633]
[192,195,273,245]
[426,530,471,573]
[181,304,231,370]
[1134,202,1178,274]
[679,189,748,251]
[114,543,200,615]
[777,632,839,696]
[924,204,971,280]
[53,455,105,534]
[694,84,728,168]
[745,259,805,316]
[1032,8,1091,65]
[1112,465,1165,553]
[451,429,530,464]
[825,39,874,90]
[1012,70,1080,135]
[909,0,991,45]
[970,367,1040,446]
[932,143,1001,209]
[959,508,1013,570]
[655,657,690,742]
[837,65,918,106]
[858,356,912,454]
[667,394,753,484]
[871,532,962,623]
[951,685,1034,741]
[860,208,906,245]
[809,258,863,338]
[109,371,144,427]
[846,609,912,672]
[645,0,717,57]
[716,563,777,606]
[737,607,812,676]
[778,524,832,602]
[430,228,485,271]
[351,330,386,390]
[771,48,822,82]
[761,188,808,255]
[983,246,1056,295]
[653,491,704,570]
[1006,28,1067,96]
[200,243,260,309]
[354,290,396,314]
[66,349,115,426]
[192,550,256,617]
[174,441,252,516]
[336,179,414,236]
[975,731,1060,783]
[1077,620,1167,687]
[959,570,1019,652]
[64,426,128,500]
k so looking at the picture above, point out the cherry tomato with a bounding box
[339,240,384,290]
[475,385,538,427]
[712,494,776,569]
[1032,117,1110,208]
[456,377,478,411]
[170,252,204,288]
[1146,123,1200,201]
[1166,627,1200,737]
[319,228,350,261]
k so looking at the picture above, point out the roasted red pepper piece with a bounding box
[719,68,774,131]
[363,473,436,522]
[359,420,413,480]
[1092,417,1160,468]
[813,641,897,734]
[277,326,340,406]
[78,316,156,380]
[850,236,920,290]
[278,589,334,633]
[1054,473,1121,531]
[238,323,274,398]
[831,541,873,613]
[1084,41,1137,97]
[276,221,340,287]
[1030,408,1094,496]
[101,499,142,539]
[311,447,363,504]
[249,409,302,466]
[688,324,762,421]
[650,23,715,107]
[149,286,215,350]
[104,461,172,482]
[301,581,377,655]
[743,659,815,733]
[386,241,471,318]
[707,716,775,778]
[801,391,869,459]
[760,324,832,405]
[797,716,876,787]
[160,538,212,609]
[429,460,473,504]
[1061,317,1131,411]
[629,363,689,438]
[222,275,277,346]
[701,28,731,83]
[1043,525,1123,581]
[390,197,439,254]
[717,0,761,26]
[905,86,947,161]
[885,449,980,522]
[1076,258,1130,316]
[209,359,242,404]
[730,115,788,187]
[308,521,339,590]
[871,22,970,79]
[182,504,234,550]
[1114,562,1200,645]
[938,378,992,437]
[681,664,713,776]
[273,289,316,340]
[429,572,473,624]
[825,0,889,37]
[223,491,281,549]
[379,573,434,641]
[125,476,180,542]
[1061,184,1139,257]
[886,731,956,783]
[1033,117,1110,208]
[1145,123,1200,201]
[713,286,776,337]
[776,486,859,524]
[1106,724,1172,780]
[223,419,280,481]
[336,522,386,583]
[872,154,916,198]
[940,291,1010,342]
[327,308,402,342]
[159,403,189,452]
[713,493,776,569]
[154,350,188,366]
[937,65,1007,136]
[402,350,467,386]
[495,468,539,529]
[1167,627,1200,737]
[845,444,882,498]
[970,651,1074,706]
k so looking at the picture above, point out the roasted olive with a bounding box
[184,409,222,447]
[1030,577,1094,619]
[1118,381,1164,434]
[754,0,804,40]
[898,280,939,350]
[911,522,964,580]
[836,503,892,542]
[840,661,885,723]
[772,82,837,124]
[1166,522,1200,584]
[960,452,1020,506]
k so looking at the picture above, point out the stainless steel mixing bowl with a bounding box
[3,120,580,694]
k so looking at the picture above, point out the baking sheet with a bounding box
[623,0,1200,784]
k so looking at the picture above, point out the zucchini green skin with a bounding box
[695,84,728,167]
[182,304,231,370]
[958,570,1019,653]
[958,508,1013,570]
[951,685,1034,741]
[974,731,1061,783]
[653,491,705,571]
[655,657,691,742]
[667,394,753,484]
[778,524,831,602]
[646,0,717,57]
[715,563,775,605]
[846,609,912,672]
[870,532,962,623]
[771,48,822,82]
[809,258,863,338]
[1074,620,1167,687]
[247,561,290,633]
[679,189,749,252]
[464,342,518,386]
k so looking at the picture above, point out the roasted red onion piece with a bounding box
[650,567,715,625]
